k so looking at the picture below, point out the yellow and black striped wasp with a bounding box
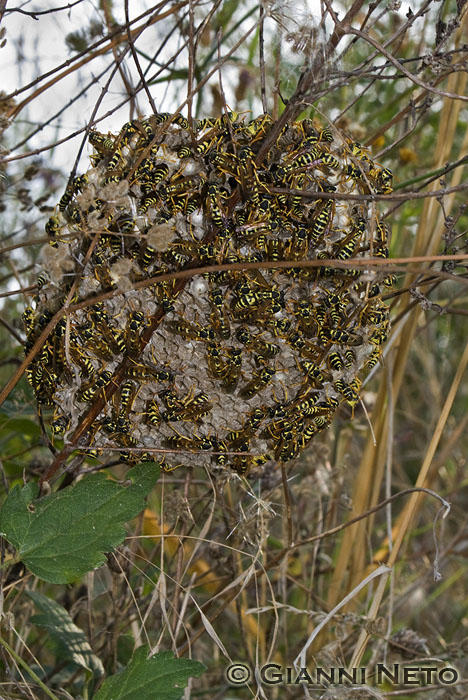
[209,288,231,339]
[168,318,216,343]
[235,326,279,359]
[239,366,276,400]
[159,387,213,422]
[79,370,114,403]
[299,360,330,389]
[125,310,147,354]
[309,199,334,245]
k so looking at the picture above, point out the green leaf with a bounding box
[0,414,40,439]
[0,464,159,583]
[27,590,104,677]
[93,647,205,700]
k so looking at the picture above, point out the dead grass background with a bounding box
[0,1,467,698]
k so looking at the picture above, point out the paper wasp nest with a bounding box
[24,112,393,476]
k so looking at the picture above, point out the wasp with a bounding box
[235,220,272,241]
[79,370,113,402]
[236,326,279,358]
[106,148,123,172]
[22,306,36,336]
[163,391,213,422]
[184,196,201,216]
[93,251,115,290]
[168,240,218,264]
[51,414,70,436]
[297,420,327,449]
[145,400,162,426]
[141,242,159,269]
[300,360,330,388]
[369,324,389,346]
[319,327,363,346]
[138,192,159,214]
[317,152,340,169]
[205,342,241,391]
[197,111,238,131]
[195,117,219,131]
[45,215,62,247]
[232,288,285,315]
[168,318,216,343]
[209,288,231,339]
[377,171,393,194]
[89,305,125,354]
[125,310,146,354]
[382,274,396,288]
[78,321,115,361]
[151,162,170,185]
[240,366,276,400]
[319,128,333,142]
[195,132,222,155]
[116,380,137,429]
[245,113,273,141]
[371,166,393,193]
[250,452,272,468]
[287,331,319,361]
[334,379,360,412]
[231,450,253,476]
[58,182,76,211]
[361,303,388,325]
[348,141,371,162]
[36,272,49,293]
[275,425,302,462]
[238,146,261,204]
[293,300,316,337]
[257,317,291,338]
[69,344,95,378]
[177,146,192,159]
[289,392,329,419]
[265,238,284,263]
[164,433,209,452]
[222,347,243,393]
[343,349,355,368]
[309,200,334,244]
[323,292,348,326]
[246,406,267,432]
[209,150,238,178]
[161,174,204,199]
[285,227,308,260]
[327,352,344,371]
[345,163,364,181]
[168,113,189,129]
[89,131,114,152]
[333,217,366,260]
[365,347,381,370]
[284,145,320,175]
[101,232,124,256]
[125,361,173,382]
[229,407,267,446]
[111,432,138,448]
[207,183,229,229]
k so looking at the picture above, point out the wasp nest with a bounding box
[23,112,393,476]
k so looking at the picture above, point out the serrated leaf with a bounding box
[93,647,205,700]
[27,590,104,677]
[0,463,159,583]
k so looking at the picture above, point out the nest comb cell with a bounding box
[24,112,394,476]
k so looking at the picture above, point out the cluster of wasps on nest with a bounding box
[23,110,394,477]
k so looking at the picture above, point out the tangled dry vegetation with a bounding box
[0,1,468,699]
